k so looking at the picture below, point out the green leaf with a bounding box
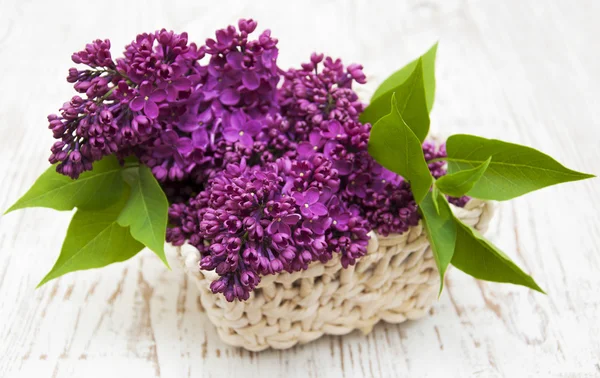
[451,219,544,293]
[5,156,125,213]
[38,190,144,287]
[371,42,438,113]
[368,94,433,204]
[361,59,430,142]
[117,165,169,268]
[419,191,457,294]
[446,134,595,200]
[435,157,491,197]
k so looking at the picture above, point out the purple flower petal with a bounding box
[311,203,328,216]
[223,128,240,142]
[192,129,209,148]
[216,29,233,45]
[139,82,152,96]
[202,89,220,101]
[172,77,192,90]
[149,89,166,102]
[229,110,245,130]
[266,221,278,235]
[323,120,342,139]
[292,191,305,204]
[242,71,260,90]
[323,140,338,157]
[177,118,200,132]
[162,130,179,144]
[353,187,366,198]
[297,142,315,158]
[239,133,254,147]
[220,88,240,105]
[144,100,159,119]
[304,188,320,204]
[299,206,312,218]
[130,96,145,112]
[198,107,213,124]
[333,159,352,175]
[283,214,301,225]
[244,120,262,135]
[226,51,243,70]
[165,86,178,102]
[319,188,333,203]
[308,131,322,145]
[176,138,193,155]
[276,222,291,236]
[282,179,294,195]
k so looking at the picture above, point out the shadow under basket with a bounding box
[166,199,494,351]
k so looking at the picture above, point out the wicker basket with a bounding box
[166,199,494,351]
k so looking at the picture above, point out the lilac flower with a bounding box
[222,111,262,147]
[322,120,345,140]
[153,130,193,159]
[297,131,325,158]
[160,76,192,102]
[220,89,241,106]
[293,188,328,218]
[279,54,365,140]
[372,165,401,192]
[302,216,332,235]
[346,173,369,198]
[130,82,167,119]
[328,197,351,232]
[267,214,301,235]
[114,81,135,104]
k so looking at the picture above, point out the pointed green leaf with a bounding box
[451,219,544,293]
[117,165,169,267]
[368,94,433,204]
[446,135,595,201]
[371,42,438,112]
[435,157,491,197]
[38,190,144,287]
[419,191,457,294]
[361,59,430,142]
[5,156,124,213]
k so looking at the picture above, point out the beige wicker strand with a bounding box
[167,200,494,351]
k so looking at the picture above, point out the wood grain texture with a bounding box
[0,0,599,377]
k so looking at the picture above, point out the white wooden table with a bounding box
[1,0,599,377]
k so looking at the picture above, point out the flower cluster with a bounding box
[168,157,370,301]
[50,33,197,178]
[48,21,279,182]
[50,20,466,301]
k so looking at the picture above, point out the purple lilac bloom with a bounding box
[278,53,365,141]
[140,19,280,183]
[129,82,167,119]
[222,110,263,147]
[297,131,325,158]
[167,157,370,301]
[293,188,328,218]
[48,29,199,178]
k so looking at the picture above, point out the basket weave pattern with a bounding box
[167,199,494,351]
